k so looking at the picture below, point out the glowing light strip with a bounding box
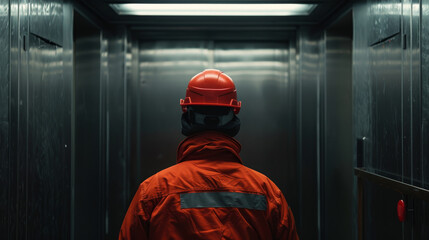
[110,4,316,16]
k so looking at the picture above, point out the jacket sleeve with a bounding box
[267,184,299,240]
[119,186,150,240]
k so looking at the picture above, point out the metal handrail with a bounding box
[354,167,429,201]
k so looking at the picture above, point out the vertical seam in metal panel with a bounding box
[316,34,319,240]
[297,29,303,234]
[15,1,21,238]
[15,0,20,237]
[123,31,128,212]
[24,2,29,239]
[420,0,424,191]
[7,1,11,238]
[104,33,110,237]
[135,40,141,186]
[409,0,414,187]
[99,33,104,238]
[410,0,414,187]
[70,8,75,240]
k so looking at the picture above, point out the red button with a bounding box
[397,200,406,222]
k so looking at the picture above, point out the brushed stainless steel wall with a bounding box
[353,1,374,178]
[73,12,136,239]
[296,28,321,239]
[354,1,404,238]
[74,12,104,239]
[0,0,10,236]
[421,0,429,194]
[127,34,142,194]
[16,0,72,238]
[371,35,403,179]
[419,0,429,237]
[27,31,70,239]
[106,29,129,239]
[353,0,429,238]
[323,12,353,240]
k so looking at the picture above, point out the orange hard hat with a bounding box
[180,69,241,114]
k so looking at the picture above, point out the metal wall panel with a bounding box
[401,0,413,195]
[8,0,20,237]
[421,0,429,191]
[127,34,141,195]
[368,0,401,45]
[0,0,9,235]
[419,1,429,236]
[286,39,299,216]
[62,3,73,240]
[324,18,353,239]
[371,35,402,180]
[353,1,374,177]
[27,32,70,239]
[30,0,63,46]
[16,2,30,238]
[106,29,128,239]
[297,29,321,239]
[4,0,73,238]
[354,1,404,238]
[354,0,429,238]
[74,12,104,239]
[409,0,421,187]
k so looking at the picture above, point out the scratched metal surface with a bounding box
[354,0,406,239]
[26,26,70,239]
[368,0,401,45]
[353,0,374,176]
[371,35,403,180]
[421,0,429,190]
[419,0,429,236]
[30,0,63,46]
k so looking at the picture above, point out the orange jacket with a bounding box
[119,131,299,240]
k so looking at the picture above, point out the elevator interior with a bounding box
[1,0,429,239]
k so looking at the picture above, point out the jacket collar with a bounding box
[176,131,242,164]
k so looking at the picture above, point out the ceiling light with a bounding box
[109,4,316,16]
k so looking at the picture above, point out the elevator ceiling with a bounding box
[77,0,350,40]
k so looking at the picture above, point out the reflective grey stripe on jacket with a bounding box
[180,192,267,210]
